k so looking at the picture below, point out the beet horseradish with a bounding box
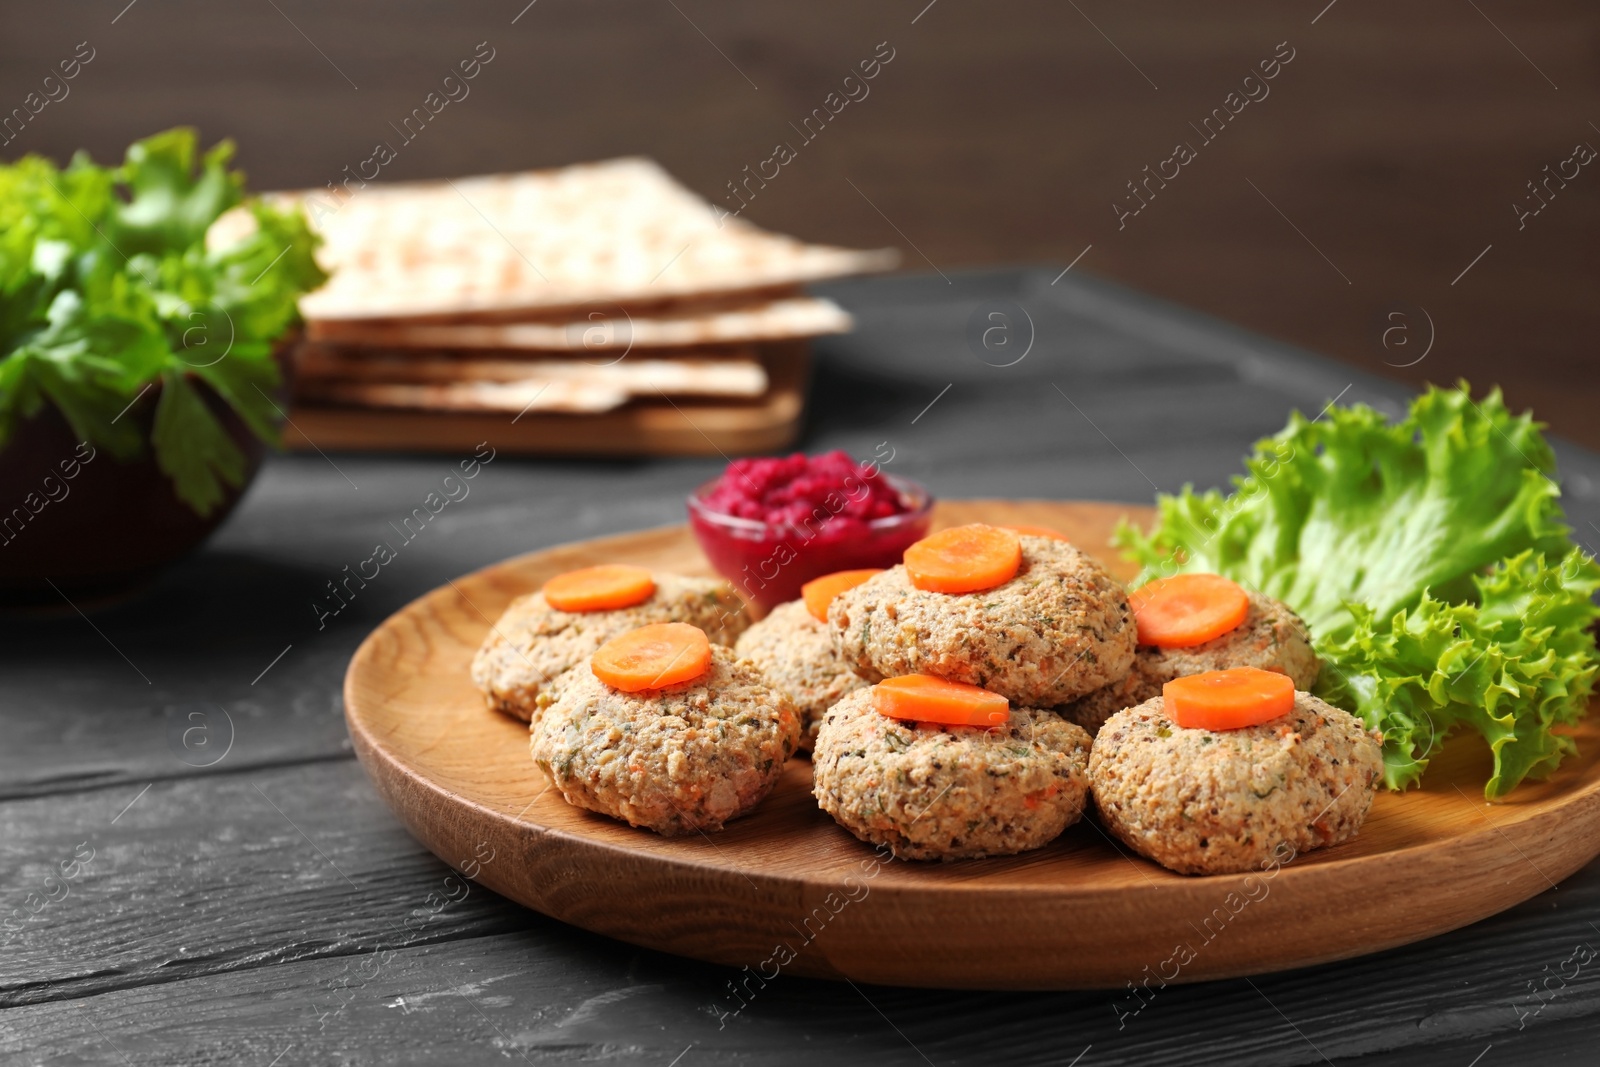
[687,450,932,611]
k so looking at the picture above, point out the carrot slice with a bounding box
[873,674,1010,728]
[1163,667,1295,730]
[1023,783,1060,810]
[543,564,655,612]
[1002,524,1070,543]
[903,524,1022,594]
[801,568,883,622]
[1129,573,1250,648]
[591,623,711,692]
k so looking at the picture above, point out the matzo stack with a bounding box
[228,158,895,322]
[293,346,768,393]
[304,295,852,349]
[293,355,769,414]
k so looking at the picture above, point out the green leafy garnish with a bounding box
[0,128,326,514]
[1116,383,1600,798]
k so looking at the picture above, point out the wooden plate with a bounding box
[344,501,1600,989]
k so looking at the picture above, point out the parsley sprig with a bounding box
[0,128,326,514]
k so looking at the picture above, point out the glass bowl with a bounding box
[687,473,934,612]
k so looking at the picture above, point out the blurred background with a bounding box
[7,0,1593,444]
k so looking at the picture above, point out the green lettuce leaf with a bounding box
[1116,383,1598,797]
[1317,550,1600,796]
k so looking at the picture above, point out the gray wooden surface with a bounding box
[4,268,1600,1065]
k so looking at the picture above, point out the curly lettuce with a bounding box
[1116,383,1600,798]
[0,128,326,514]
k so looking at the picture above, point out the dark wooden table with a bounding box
[5,268,1600,1065]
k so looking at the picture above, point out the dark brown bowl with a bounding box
[0,377,271,610]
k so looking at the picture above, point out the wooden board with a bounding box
[283,341,808,456]
[343,500,1600,990]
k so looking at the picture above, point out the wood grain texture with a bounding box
[0,761,529,1008]
[7,888,1600,1067]
[4,782,1600,1067]
[344,500,1600,989]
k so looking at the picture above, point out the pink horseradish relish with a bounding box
[688,451,932,611]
